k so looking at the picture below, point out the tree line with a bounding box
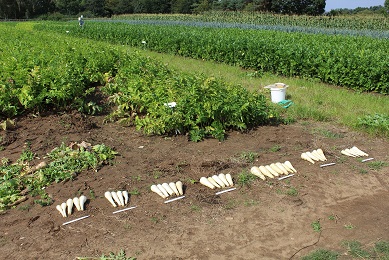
[1,0,387,20]
[1,0,326,19]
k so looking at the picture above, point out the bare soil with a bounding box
[1,113,388,260]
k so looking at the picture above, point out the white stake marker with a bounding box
[62,215,90,226]
[362,158,374,162]
[112,206,137,214]
[164,196,185,204]
[215,187,236,195]
[278,174,295,180]
[320,163,336,168]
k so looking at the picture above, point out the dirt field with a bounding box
[1,112,388,259]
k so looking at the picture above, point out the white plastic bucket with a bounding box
[264,83,288,103]
[270,87,286,103]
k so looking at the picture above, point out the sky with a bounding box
[325,0,385,11]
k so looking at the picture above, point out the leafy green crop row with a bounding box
[37,21,389,94]
[103,55,274,141]
[113,13,389,38]
[2,22,275,141]
[116,12,389,31]
[0,23,120,117]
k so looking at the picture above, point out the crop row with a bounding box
[1,22,274,141]
[116,12,389,32]
[106,19,389,39]
[38,21,389,94]
[0,23,121,117]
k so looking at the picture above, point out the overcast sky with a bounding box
[325,0,385,11]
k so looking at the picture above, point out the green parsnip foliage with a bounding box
[0,143,117,210]
[37,21,389,94]
[0,23,120,118]
[103,54,273,141]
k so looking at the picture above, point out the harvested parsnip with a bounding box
[200,177,215,189]
[56,204,66,217]
[301,153,315,164]
[176,181,184,195]
[111,191,121,206]
[73,197,81,211]
[212,175,226,188]
[250,166,266,180]
[275,162,289,175]
[169,182,180,196]
[116,191,124,206]
[61,202,67,217]
[265,165,279,177]
[218,174,230,187]
[162,183,175,196]
[351,146,368,156]
[104,191,117,207]
[66,198,73,215]
[345,148,359,157]
[226,174,234,186]
[122,191,129,205]
[341,149,356,157]
[316,149,327,161]
[306,151,320,161]
[157,184,169,198]
[269,163,284,175]
[283,161,297,173]
[207,177,220,188]
[312,150,325,161]
[151,185,166,199]
[259,166,274,178]
[79,195,87,211]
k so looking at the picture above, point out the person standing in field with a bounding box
[78,15,84,28]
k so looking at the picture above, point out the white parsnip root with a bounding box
[105,191,117,207]
[200,177,215,189]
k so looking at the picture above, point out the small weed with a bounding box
[328,214,339,222]
[129,188,140,195]
[123,223,132,230]
[236,170,257,187]
[355,166,368,174]
[286,186,298,196]
[18,204,31,211]
[375,241,389,256]
[367,161,388,171]
[237,151,258,163]
[89,190,96,199]
[244,199,259,207]
[1,157,10,165]
[269,145,281,152]
[311,220,321,232]
[133,175,142,182]
[344,223,355,230]
[150,217,159,224]
[34,197,53,207]
[152,171,163,179]
[313,128,344,139]
[77,249,136,260]
[342,240,371,258]
[301,249,339,260]
[223,200,237,210]
[17,144,35,163]
[190,205,201,212]
[187,179,197,185]
[276,188,283,195]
